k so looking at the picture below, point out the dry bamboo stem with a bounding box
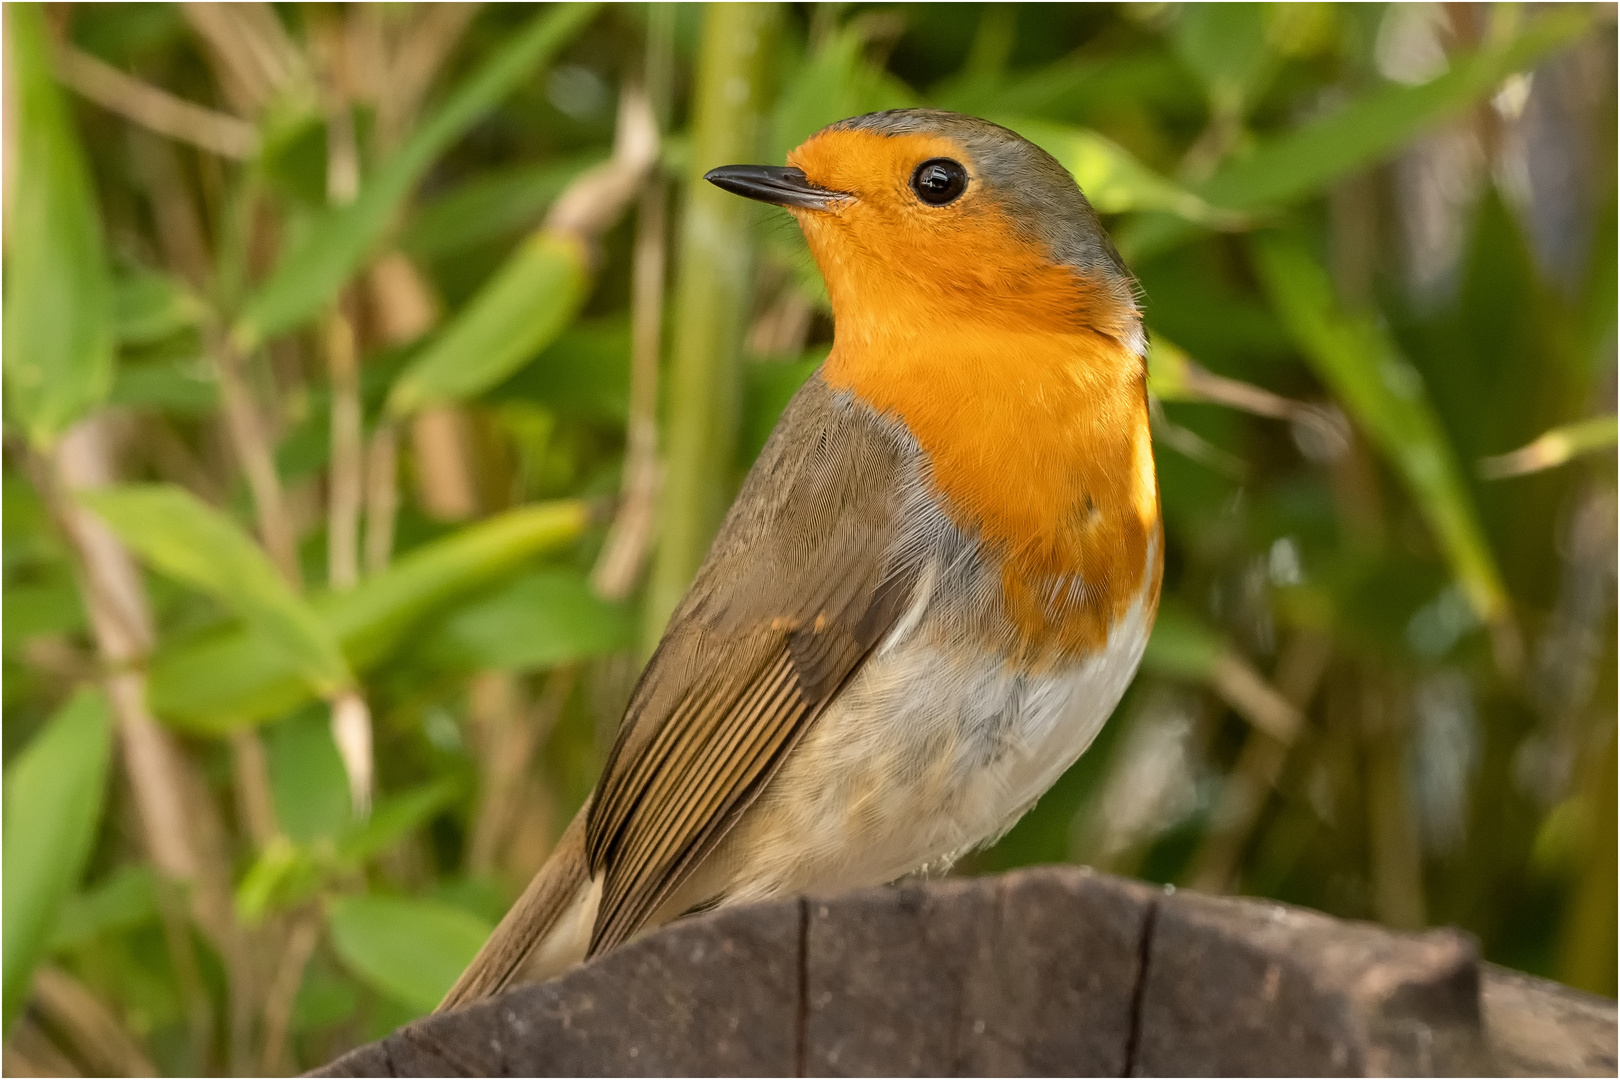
[126,116,284,866]
[181,2,308,115]
[363,253,438,574]
[125,131,215,288]
[53,419,198,883]
[569,84,664,591]
[374,2,484,153]
[319,252,374,817]
[591,176,666,601]
[3,1014,82,1077]
[466,669,577,877]
[55,44,259,159]
[50,419,248,1068]
[228,728,279,849]
[410,407,481,521]
[362,423,400,577]
[325,311,363,591]
[257,911,322,1076]
[1186,630,1333,893]
[30,967,157,1078]
[213,334,302,588]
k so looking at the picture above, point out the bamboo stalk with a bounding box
[1556,721,1617,994]
[466,668,576,877]
[228,728,279,849]
[1186,630,1333,893]
[374,3,485,153]
[592,30,674,601]
[55,44,259,159]
[362,423,400,577]
[330,690,374,817]
[363,253,438,575]
[325,309,364,591]
[49,418,243,1069]
[257,910,321,1076]
[590,177,666,602]
[212,333,302,588]
[410,406,481,521]
[52,419,198,883]
[126,116,284,868]
[125,131,215,288]
[181,2,308,116]
[1363,678,1427,930]
[30,967,156,1078]
[644,2,779,642]
[3,1014,81,1077]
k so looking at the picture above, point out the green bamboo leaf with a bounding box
[1478,416,1619,479]
[490,318,631,422]
[1145,333,1197,401]
[80,484,353,696]
[421,568,635,671]
[1010,120,1238,227]
[1141,600,1224,680]
[1252,232,1509,623]
[237,777,466,924]
[147,500,591,731]
[235,835,323,926]
[109,359,219,415]
[1117,10,1594,260]
[328,895,490,1014]
[267,712,352,845]
[771,23,916,164]
[113,271,209,345]
[232,2,600,348]
[3,3,115,447]
[3,690,113,1032]
[399,152,603,262]
[933,50,1190,123]
[387,232,591,416]
[48,866,160,954]
[1199,9,1590,213]
[335,778,464,865]
[1174,2,1273,118]
[4,580,88,646]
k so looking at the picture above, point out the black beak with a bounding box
[704,165,846,210]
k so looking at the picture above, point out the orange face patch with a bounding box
[791,126,1160,662]
[788,128,1138,346]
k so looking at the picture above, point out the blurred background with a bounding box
[3,2,1615,1074]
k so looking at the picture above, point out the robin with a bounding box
[442,108,1161,1008]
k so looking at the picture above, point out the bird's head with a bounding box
[707,109,1141,355]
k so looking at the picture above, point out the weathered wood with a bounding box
[802,870,1156,1076]
[312,866,1616,1078]
[1133,888,1488,1076]
[1482,964,1618,1077]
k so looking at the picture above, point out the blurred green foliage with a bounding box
[2,3,1614,1074]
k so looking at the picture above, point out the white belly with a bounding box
[665,558,1157,915]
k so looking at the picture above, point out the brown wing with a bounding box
[585,372,919,953]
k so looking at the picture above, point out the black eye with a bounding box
[910,158,967,206]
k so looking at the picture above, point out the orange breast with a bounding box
[828,328,1160,664]
[810,226,1161,663]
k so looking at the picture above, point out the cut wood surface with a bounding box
[312,866,1616,1077]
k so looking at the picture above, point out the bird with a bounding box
[440,108,1162,1010]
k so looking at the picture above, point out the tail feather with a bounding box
[437,802,593,1012]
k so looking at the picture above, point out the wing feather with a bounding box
[584,373,920,953]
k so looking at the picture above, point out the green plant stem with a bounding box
[644,2,779,645]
